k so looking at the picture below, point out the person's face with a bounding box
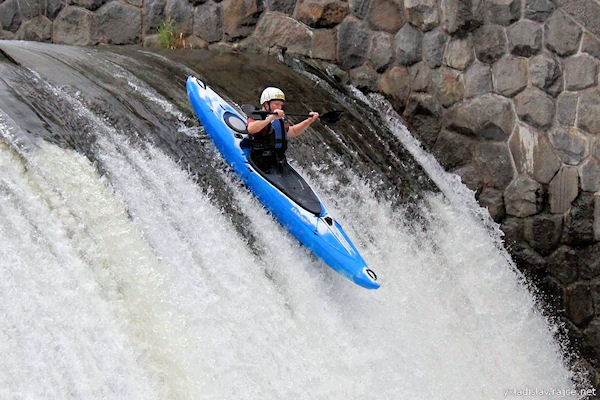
[267,100,284,111]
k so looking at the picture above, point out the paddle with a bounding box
[242,104,343,125]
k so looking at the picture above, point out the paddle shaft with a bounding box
[252,110,343,124]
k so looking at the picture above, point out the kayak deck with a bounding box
[248,155,322,215]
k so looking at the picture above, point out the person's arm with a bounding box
[288,112,319,138]
[247,109,285,135]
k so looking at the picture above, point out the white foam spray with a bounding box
[0,61,591,399]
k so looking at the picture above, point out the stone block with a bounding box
[433,129,475,170]
[578,243,600,279]
[524,0,555,22]
[349,64,378,91]
[507,19,542,57]
[566,283,595,327]
[266,0,296,14]
[53,6,100,46]
[582,32,600,60]
[312,29,337,60]
[443,36,473,71]
[550,166,579,214]
[453,163,483,191]
[71,0,107,11]
[143,0,166,34]
[186,35,209,49]
[409,62,432,92]
[193,2,222,43]
[432,67,464,107]
[524,213,563,256]
[478,187,505,222]
[464,62,491,98]
[222,0,260,41]
[0,30,15,39]
[367,0,404,32]
[404,0,439,31]
[504,175,543,217]
[166,0,194,35]
[508,123,561,184]
[422,28,447,68]
[16,16,52,42]
[529,53,562,97]
[255,12,312,57]
[446,94,515,140]
[337,17,370,69]
[143,33,161,48]
[484,0,520,26]
[404,94,442,148]
[549,127,588,166]
[492,55,528,97]
[545,11,582,57]
[475,141,515,189]
[368,31,393,71]
[47,0,66,19]
[349,0,370,18]
[502,216,524,245]
[578,88,600,135]
[394,24,423,66]
[0,0,21,33]
[440,0,483,35]
[549,246,579,284]
[564,54,599,91]
[565,192,596,245]
[511,241,549,279]
[97,1,141,44]
[595,194,600,241]
[580,158,600,192]
[473,24,507,64]
[377,65,411,104]
[296,0,348,28]
[557,0,600,38]
[556,92,578,127]
[583,318,600,365]
[515,87,555,129]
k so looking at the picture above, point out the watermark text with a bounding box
[504,387,596,398]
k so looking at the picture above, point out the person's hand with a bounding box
[271,109,285,120]
[309,111,319,121]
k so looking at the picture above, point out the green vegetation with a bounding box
[158,18,187,49]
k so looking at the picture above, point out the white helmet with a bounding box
[260,87,285,105]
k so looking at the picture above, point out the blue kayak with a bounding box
[186,76,379,289]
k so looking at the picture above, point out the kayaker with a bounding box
[246,87,319,172]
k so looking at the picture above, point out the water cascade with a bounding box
[0,41,590,399]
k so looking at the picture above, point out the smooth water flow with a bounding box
[0,41,590,399]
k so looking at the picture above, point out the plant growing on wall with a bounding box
[158,18,188,49]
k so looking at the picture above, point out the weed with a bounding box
[158,18,188,49]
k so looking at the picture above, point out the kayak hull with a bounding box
[186,76,379,289]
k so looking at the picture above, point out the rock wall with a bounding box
[2,0,600,383]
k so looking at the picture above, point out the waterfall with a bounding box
[0,41,590,399]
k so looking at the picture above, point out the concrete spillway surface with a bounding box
[0,40,590,399]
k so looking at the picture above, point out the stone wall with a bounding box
[2,0,600,383]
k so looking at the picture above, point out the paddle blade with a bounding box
[319,110,343,125]
[242,104,263,117]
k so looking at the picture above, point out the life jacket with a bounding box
[251,118,287,153]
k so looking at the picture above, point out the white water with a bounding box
[0,69,591,399]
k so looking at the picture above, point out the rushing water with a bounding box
[0,40,592,399]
